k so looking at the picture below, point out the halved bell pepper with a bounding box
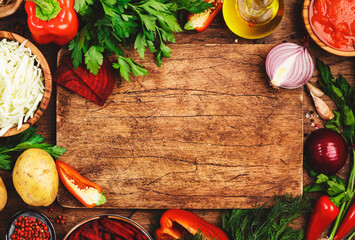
[184,0,223,32]
[25,0,79,46]
[56,160,106,208]
[155,209,229,240]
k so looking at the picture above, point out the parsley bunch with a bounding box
[70,0,212,81]
[0,126,67,170]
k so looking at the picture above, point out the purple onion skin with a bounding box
[304,128,348,175]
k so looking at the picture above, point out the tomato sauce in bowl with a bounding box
[309,0,355,52]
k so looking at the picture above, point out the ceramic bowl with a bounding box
[6,210,56,240]
[63,214,153,240]
[0,0,22,18]
[0,31,52,137]
[303,0,355,57]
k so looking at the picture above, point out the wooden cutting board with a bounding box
[56,44,303,209]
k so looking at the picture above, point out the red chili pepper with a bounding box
[155,209,229,240]
[306,195,340,240]
[25,0,79,46]
[184,0,223,32]
[334,202,355,240]
[56,160,106,208]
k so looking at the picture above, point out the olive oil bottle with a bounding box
[223,0,284,39]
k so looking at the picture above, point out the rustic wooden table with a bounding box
[0,0,354,239]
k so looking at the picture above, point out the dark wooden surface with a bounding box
[56,44,304,209]
[0,1,354,239]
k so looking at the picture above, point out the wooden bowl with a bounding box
[303,0,355,57]
[0,31,52,137]
[0,0,23,18]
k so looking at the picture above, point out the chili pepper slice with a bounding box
[56,160,106,208]
[334,202,355,240]
[184,0,223,32]
[306,195,340,240]
[155,209,229,240]
[25,0,79,46]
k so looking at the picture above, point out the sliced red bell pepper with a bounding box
[184,0,223,32]
[25,0,79,46]
[306,195,340,240]
[155,209,229,240]
[56,160,106,208]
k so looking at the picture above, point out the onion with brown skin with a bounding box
[304,128,348,175]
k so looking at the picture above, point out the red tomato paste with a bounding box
[309,0,355,51]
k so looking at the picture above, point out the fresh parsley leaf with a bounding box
[85,46,104,74]
[114,57,130,81]
[0,126,67,170]
[69,34,84,69]
[113,56,148,81]
[317,59,355,144]
[134,32,147,59]
[0,155,11,171]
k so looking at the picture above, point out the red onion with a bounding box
[304,128,348,175]
[265,41,314,89]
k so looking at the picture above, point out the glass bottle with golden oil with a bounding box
[223,0,284,39]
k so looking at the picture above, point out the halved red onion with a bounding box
[265,42,314,89]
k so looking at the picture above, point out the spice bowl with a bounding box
[0,31,52,137]
[6,210,56,240]
[63,214,153,240]
[0,0,23,18]
[303,0,355,57]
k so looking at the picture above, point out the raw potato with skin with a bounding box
[0,176,7,211]
[13,148,59,206]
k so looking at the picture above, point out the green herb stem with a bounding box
[329,150,355,240]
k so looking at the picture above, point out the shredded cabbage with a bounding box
[0,38,44,136]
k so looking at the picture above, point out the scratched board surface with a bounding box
[56,44,303,209]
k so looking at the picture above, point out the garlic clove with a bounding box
[310,92,334,120]
[306,82,324,97]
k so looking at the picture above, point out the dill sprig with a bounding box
[222,194,311,240]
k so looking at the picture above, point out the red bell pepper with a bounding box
[56,160,106,208]
[306,195,340,240]
[155,209,229,240]
[184,0,223,32]
[25,0,79,46]
[334,202,355,240]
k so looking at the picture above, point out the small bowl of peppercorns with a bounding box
[6,210,56,240]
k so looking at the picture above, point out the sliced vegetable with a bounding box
[265,41,314,89]
[306,195,340,240]
[54,54,115,106]
[155,209,228,240]
[304,128,348,175]
[0,39,44,136]
[56,160,106,208]
[184,0,222,32]
[25,0,78,46]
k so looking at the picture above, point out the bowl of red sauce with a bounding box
[303,0,355,57]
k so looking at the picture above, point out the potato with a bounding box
[13,148,59,206]
[0,176,7,211]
